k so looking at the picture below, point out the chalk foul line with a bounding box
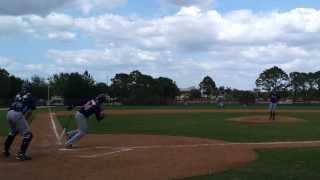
[77,148,133,158]
[49,109,63,145]
[60,140,320,159]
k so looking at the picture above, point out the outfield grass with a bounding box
[184,148,320,180]
[58,112,320,142]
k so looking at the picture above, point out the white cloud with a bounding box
[76,0,127,15]
[48,32,76,40]
[47,47,161,66]
[0,0,126,15]
[0,0,72,15]
[0,16,30,36]
[162,0,214,9]
[0,56,64,79]
[3,7,320,88]
[0,13,75,41]
[73,7,320,52]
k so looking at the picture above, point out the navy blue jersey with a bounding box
[9,93,35,114]
[79,99,103,119]
[21,93,36,114]
[270,95,278,104]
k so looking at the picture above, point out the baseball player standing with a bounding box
[3,84,36,161]
[269,93,278,120]
[65,94,106,148]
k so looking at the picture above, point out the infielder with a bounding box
[65,94,106,148]
[216,93,225,109]
[3,84,36,161]
[269,93,278,120]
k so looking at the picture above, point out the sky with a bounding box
[1,0,320,90]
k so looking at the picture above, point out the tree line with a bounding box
[255,66,320,102]
[0,68,180,106]
[0,66,319,106]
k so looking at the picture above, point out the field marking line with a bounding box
[124,140,320,150]
[64,140,320,158]
[48,108,62,145]
[77,148,133,158]
[60,140,320,152]
[59,128,66,140]
[58,146,124,152]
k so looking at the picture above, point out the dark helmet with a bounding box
[95,94,107,104]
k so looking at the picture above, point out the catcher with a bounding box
[3,84,36,161]
[64,94,107,148]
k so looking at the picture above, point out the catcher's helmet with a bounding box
[95,94,107,104]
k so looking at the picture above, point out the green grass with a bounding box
[58,112,320,142]
[184,148,320,180]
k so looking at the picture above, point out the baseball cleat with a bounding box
[66,132,72,140]
[16,153,32,161]
[3,151,10,158]
[65,144,73,149]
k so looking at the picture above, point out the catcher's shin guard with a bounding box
[19,132,33,155]
[4,133,17,153]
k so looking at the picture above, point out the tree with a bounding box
[289,72,307,102]
[8,75,23,98]
[30,75,48,100]
[95,82,108,94]
[0,68,23,104]
[189,89,201,100]
[233,90,256,105]
[49,71,96,105]
[199,76,217,98]
[109,73,131,100]
[109,70,179,105]
[314,71,320,90]
[256,66,289,92]
[0,68,11,101]
[156,77,179,99]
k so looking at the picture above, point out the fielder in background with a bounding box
[3,83,36,161]
[65,94,107,148]
[269,93,278,120]
[216,92,225,109]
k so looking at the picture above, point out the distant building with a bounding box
[48,96,64,106]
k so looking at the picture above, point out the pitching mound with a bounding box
[228,115,305,124]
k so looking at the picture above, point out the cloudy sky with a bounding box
[1,0,320,90]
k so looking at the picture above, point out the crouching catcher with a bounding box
[3,84,36,161]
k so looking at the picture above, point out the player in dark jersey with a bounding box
[65,94,107,148]
[3,84,36,161]
[269,93,278,120]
